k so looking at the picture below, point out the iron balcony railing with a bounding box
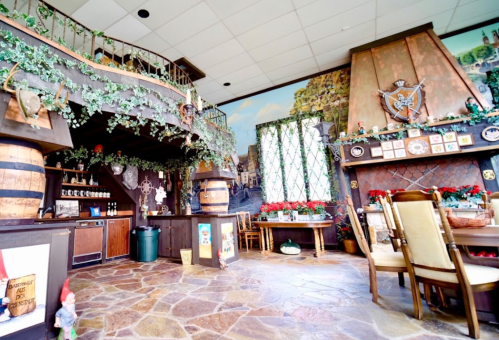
[0,0,227,128]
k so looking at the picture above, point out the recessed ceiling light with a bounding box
[138,9,150,18]
[223,82,231,86]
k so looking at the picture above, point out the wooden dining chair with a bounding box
[482,191,499,224]
[346,195,407,302]
[236,212,261,252]
[387,188,499,339]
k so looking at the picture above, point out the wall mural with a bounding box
[189,68,351,215]
[442,21,499,105]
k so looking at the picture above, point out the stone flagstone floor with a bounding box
[69,250,499,340]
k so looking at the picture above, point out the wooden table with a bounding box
[447,227,499,247]
[253,221,333,257]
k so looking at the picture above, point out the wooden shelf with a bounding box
[62,168,90,174]
[62,183,106,188]
[44,166,62,171]
[58,196,113,200]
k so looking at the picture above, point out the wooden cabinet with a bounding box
[156,219,191,259]
[106,218,130,258]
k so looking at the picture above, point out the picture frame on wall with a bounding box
[407,129,421,138]
[392,140,404,149]
[445,142,460,152]
[381,141,393,150]
[443,131,457,142]
[431,144,445,154]
[370,147,383,157]
[394,149,407,158]
[383,150,395,160]
[429,134,443,144]
[457,134,475,146]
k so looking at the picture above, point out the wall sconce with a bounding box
[313,121,342,162]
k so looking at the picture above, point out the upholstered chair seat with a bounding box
[370,251,406,267]
[416,263,499,285]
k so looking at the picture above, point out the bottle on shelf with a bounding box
[107,203,111,216]
[113,202,117,216]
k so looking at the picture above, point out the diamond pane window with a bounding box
[259,126,285,203]
[280,122,306,201]
[302,118,332,201]
[257,114,331,203]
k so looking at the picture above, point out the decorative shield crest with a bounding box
[378,79,425,122]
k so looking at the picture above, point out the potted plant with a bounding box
[335,200,358,254]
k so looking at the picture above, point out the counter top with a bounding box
[35,215,134,223]
[148,214,238,219]
[0,222,76,232]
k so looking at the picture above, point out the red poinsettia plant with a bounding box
[259,201,329,218]
[424,185,490,201]
[368,189,405,204]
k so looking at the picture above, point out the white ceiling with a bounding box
[41,0,499,104]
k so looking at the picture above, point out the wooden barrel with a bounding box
[0,138,46,226]
[199,179,229,215]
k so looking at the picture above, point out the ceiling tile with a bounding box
[292,0,318,9]
[204,53,256,79]
[249,30,308,62]
[227,74,272,94]
[266,57,318,81]
[311,20,375,55]
[130,0,202,30]
[234,82,274,97]
[318,57,351,71]
[72,0,127,31]
[376,10,453,39]
[155,2,220,46]
[160,47,184,61]
[44,0,89,15]
[223,0,294,36]
[104,14,151,42]
[377,0,458,33]
[134,32,171,54]
[273,66,319,85]
[258,45,314,73]
[217,64,264,85]
[376,0,426,17]
[114,0,147,12]
[190,39,245,70]
[237,12,302,50]
[196,80,224,96]
[305,1,375,42]
[174,22,233,58]
[314,36,375,66]
[203,88,233,102]
[458,0,478,4]
[213,94,236,104]
[205,0,260,19]
[445,8,499,33]
[451,0,499,24]
[193,76,213,85]
[297,0,372,28]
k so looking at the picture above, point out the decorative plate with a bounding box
[350,146,364,157]
[407,139,429,155]
[482,126,499,142]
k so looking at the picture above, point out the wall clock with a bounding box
[407,139,429,155]
[378,79,425,122]
[350,146,364,157]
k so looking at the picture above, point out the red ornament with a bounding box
[94,145,104,154]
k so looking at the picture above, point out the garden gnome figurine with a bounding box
[465,97,479,115]
[358,121,366,134]
[218,249,228,270]
[55,278,77,340]
[154,185,167,205]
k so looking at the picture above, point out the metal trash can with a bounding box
[132,225,161,262]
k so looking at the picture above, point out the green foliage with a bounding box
[460,51,476,66]
[486,68,499,106]
[472,44,495,60]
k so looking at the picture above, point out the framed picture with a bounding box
[457,134,475,146]
[350,146,364,157]
[392,140,405,149]
[443,131,457,142]
[383,150,395,160]
[381,141,393,150]
[370,147,383,157]
[431,144,445,154]
[429,134,443,144]
[394,149,407,158]
[445,142,459,152]
[407,129,421,138]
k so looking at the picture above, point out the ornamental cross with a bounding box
[388,165,439,190]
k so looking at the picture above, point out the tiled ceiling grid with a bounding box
[42,0,499,104]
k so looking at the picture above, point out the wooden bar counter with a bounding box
[253,221,333,257]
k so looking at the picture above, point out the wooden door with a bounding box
[107,218,130,258]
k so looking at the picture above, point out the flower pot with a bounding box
[343,239,358,254]
[297,215,310,221]
[311,214,326,221]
